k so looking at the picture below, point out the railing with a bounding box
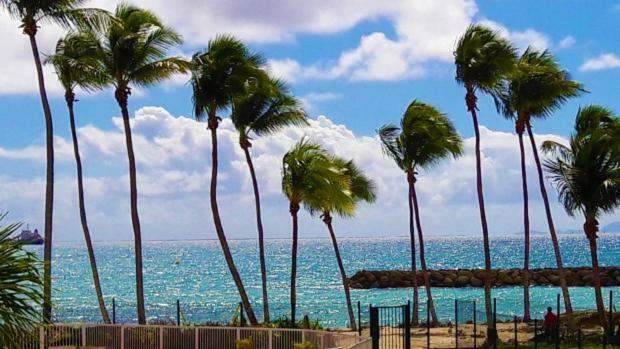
[19,324,368,349]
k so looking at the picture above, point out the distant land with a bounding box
[602,221,620,233]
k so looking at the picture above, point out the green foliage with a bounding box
[293,342,317,349]
[264,316,323,329]
[498,48,585,121]
[542,105,620,220]
[45,31,109,92]
[0,213,43,348]
[378,99,463,173]
[190,35,265,120]
[232,76,308,139]
[454,24,517,96]
[92,3,187,90]
[236,338,253,349]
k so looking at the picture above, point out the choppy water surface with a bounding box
[35,234,620,327]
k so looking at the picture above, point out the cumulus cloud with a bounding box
[557,36,576,50]
[478,20,551,52]
[580,53,620,72]
[1,106,611,242]
[299,92,342,110]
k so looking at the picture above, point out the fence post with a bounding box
[427,304,431,349]
[370,306,379,349]
[120,326,125,349]
[493,298,497,349]
[112,298,116,324]
[158,326,163,349]
[455,299,459,349]
[609,290,613,340]
[556,294,560,349]
[195,327,199,349]
[514,316,518,348]
[82,325,86,347]
[268,329,273,349]
[533,319,537,349]
[473,301,477,349]
[404,302,411,349]
[177,299,181,326]
[39,326,44,349]
[358,301,362,336]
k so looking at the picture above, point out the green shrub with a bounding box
[293,342,317,349]
[236,338,253,349]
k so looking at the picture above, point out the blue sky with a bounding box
[0,0,619,241]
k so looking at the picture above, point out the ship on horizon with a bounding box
[13,225,44,245]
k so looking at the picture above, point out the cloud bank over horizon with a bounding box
[1,106,615,242]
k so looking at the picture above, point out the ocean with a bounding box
[33,234,620,328]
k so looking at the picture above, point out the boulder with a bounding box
[455,275,470,287]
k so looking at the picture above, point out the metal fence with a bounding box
[18,324,368,349]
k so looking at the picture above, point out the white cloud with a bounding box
[478,20,550,52]
[299,92,342,110]
[580,53,620,72]
[557,36,576,50]
[1,105,613,242]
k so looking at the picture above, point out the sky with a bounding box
[0,0,619,241]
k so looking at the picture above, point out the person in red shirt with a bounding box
[543,307,558,343]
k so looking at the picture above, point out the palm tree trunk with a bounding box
[517,123,531,322]
[115,87,147,324]
[207,114,258,325]
[410,178,438,326]
[407,172,419,325]
[585,217,608,331]
[526,122,573,315]
[322,212,357,331]
[25,27,54,323]
[66,91,111,324]
[466,88,493,330]
[241,142,270,323]
[290,202,300,325]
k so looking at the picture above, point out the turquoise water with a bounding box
[35,234,620,328]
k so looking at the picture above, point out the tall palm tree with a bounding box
[45,31,111,323]
[307,157,376,331]
[282,139,348,325]
[542,105,620,330]
[455,24,517,328]
[92,4,187,324]
[0,213,43,348]
[231,76,307,322]
[378,100,463,326]
[0,0,108,322]
[190,35,264,325]
[498,49,584,320]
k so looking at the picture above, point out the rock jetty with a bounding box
[348,267,620,289]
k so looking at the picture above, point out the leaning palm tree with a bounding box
[0,0,108,322]
[282,139,348,325]
[498,48,584,320]
[0,213,43,348]
[542,105,620,330]
[378,100,463,326]
[93,4,187,324]
[455,24,517,327]
[231,76,307,322]
[307,158,376,331]
[45,31,111,323]
[190,35,265,325]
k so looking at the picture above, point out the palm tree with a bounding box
[282,139,348,325]
[454,24,517,328]
[307,157,376,331]
[45,31,111,323]
[0,213,43,348]
[498,49,584,320]
[542,105,620,330]
[0,0,108,322]
[378,100,463,326]
[231,76,307,322]
[190,35,265,325]
[92,4,187,324]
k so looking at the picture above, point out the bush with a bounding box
[236,338,253,349]
[293,342,317,349]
